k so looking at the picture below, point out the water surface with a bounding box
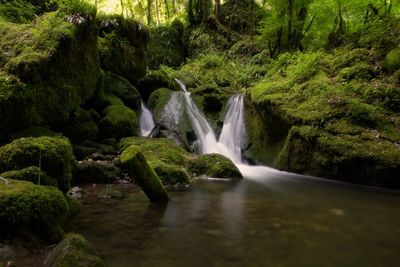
[68,169,400,267]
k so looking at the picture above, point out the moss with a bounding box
[10,126,59,140]
[1,166,58,187]
[103,72,141,111]
[276,126,400,188]
[189,154,242,179]
[97,14,148,84]
[385,48,400,73]
[47,233,105,267]
[147,88,174,120]
[0,179,69,242]
[0,0,37,23]
[153,162,190,185]
[103,93,124,106]
[147,20,186,69]
[120,146,169,203]
[0,9,100,140]
[0,136,73,192]
[61,108,98,144]
[337,63,376,82]
[73,160,120,184]
[137,70,176,101]
[98,104,138,140]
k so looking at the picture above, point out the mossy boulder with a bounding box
[46,233,105,267]
[98,14,148,84]
[276,126,400,188]
[137,70,175,101]
[147,88,174,119]
[0,9,100,140]
[0,136,73,192]
[1,166,58,187]
[188,154,242,179]
[61,108,99,144]
[0,178,69,242]
[120,137,191,184]
[103,72,141,111]
[385,48,400,73]
[120,145,169,203]
[73,160,121,184]
[98,105,138,140]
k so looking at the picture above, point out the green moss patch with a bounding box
[98,104,138,140]
[0,178,69,241]
[47,233,105,267]
[188,154,242,179]
[1,166,58,187]
[0,136,73,192]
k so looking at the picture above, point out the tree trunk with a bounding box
[287,0,294,49]
[155,0,160,26]
[214,0,221,19]
[164,0,170,20]
[148,0,152,26]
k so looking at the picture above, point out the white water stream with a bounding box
[174,78,279,179]
[139,102,155,137]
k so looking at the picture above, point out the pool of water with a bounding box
[67,167,400,267]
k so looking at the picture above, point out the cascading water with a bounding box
[174,78,246,164]
[139,102,155,137]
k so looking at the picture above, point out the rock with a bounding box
[120,146,169,203]
[0,179,69,242]
[0,136,74,192]
[61,108,99,144]
[137,70,175,101]
[103,72,141,111]
[0,10,100,140]
[46,233,105,267]
[188,153,242,179]
[1,166,58,187]
[98,104,138,140]
[73,160,121,184]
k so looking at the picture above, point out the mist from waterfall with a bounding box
[139,102,155,137]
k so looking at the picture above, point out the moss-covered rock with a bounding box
[46,233,105,267]
[61,108,99,144]
[1,166,58,187]
[98,104,138,140]
[147,88,174,119]
[0,178,69,242]
[385,48,400,73]
[98,14,148,84]
[103,72,141,111]
[0,9,100,140]
[276,126,400,188]
[73,160,120,184]
[137,70,176,101]
[188,153,242,179]
[120,145,169,203]
[0,136,73,192]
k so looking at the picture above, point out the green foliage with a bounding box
[1,166,58,187]
[0,179,69,241]
[0,136,73,192]
[385,48,400,72]
[103,72,141,110]
[60,0,97,16]
[0,0,37,23]
[47,233,105,267]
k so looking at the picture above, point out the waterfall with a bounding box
[139,102,155,137]
[174,79,246,164]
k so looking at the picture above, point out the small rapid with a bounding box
[139,102,155,137]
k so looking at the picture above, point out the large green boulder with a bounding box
[121,145,169,203]
[1,166,58,187]
[0,178,69,242]
[98,14,148,84]
[98,105,138,140]
[103,72,141,111]
[0,9,100,140]
[61,108,99,144]
[188,153,242,179]
[46,233,105,267]
[0,136,74,192]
